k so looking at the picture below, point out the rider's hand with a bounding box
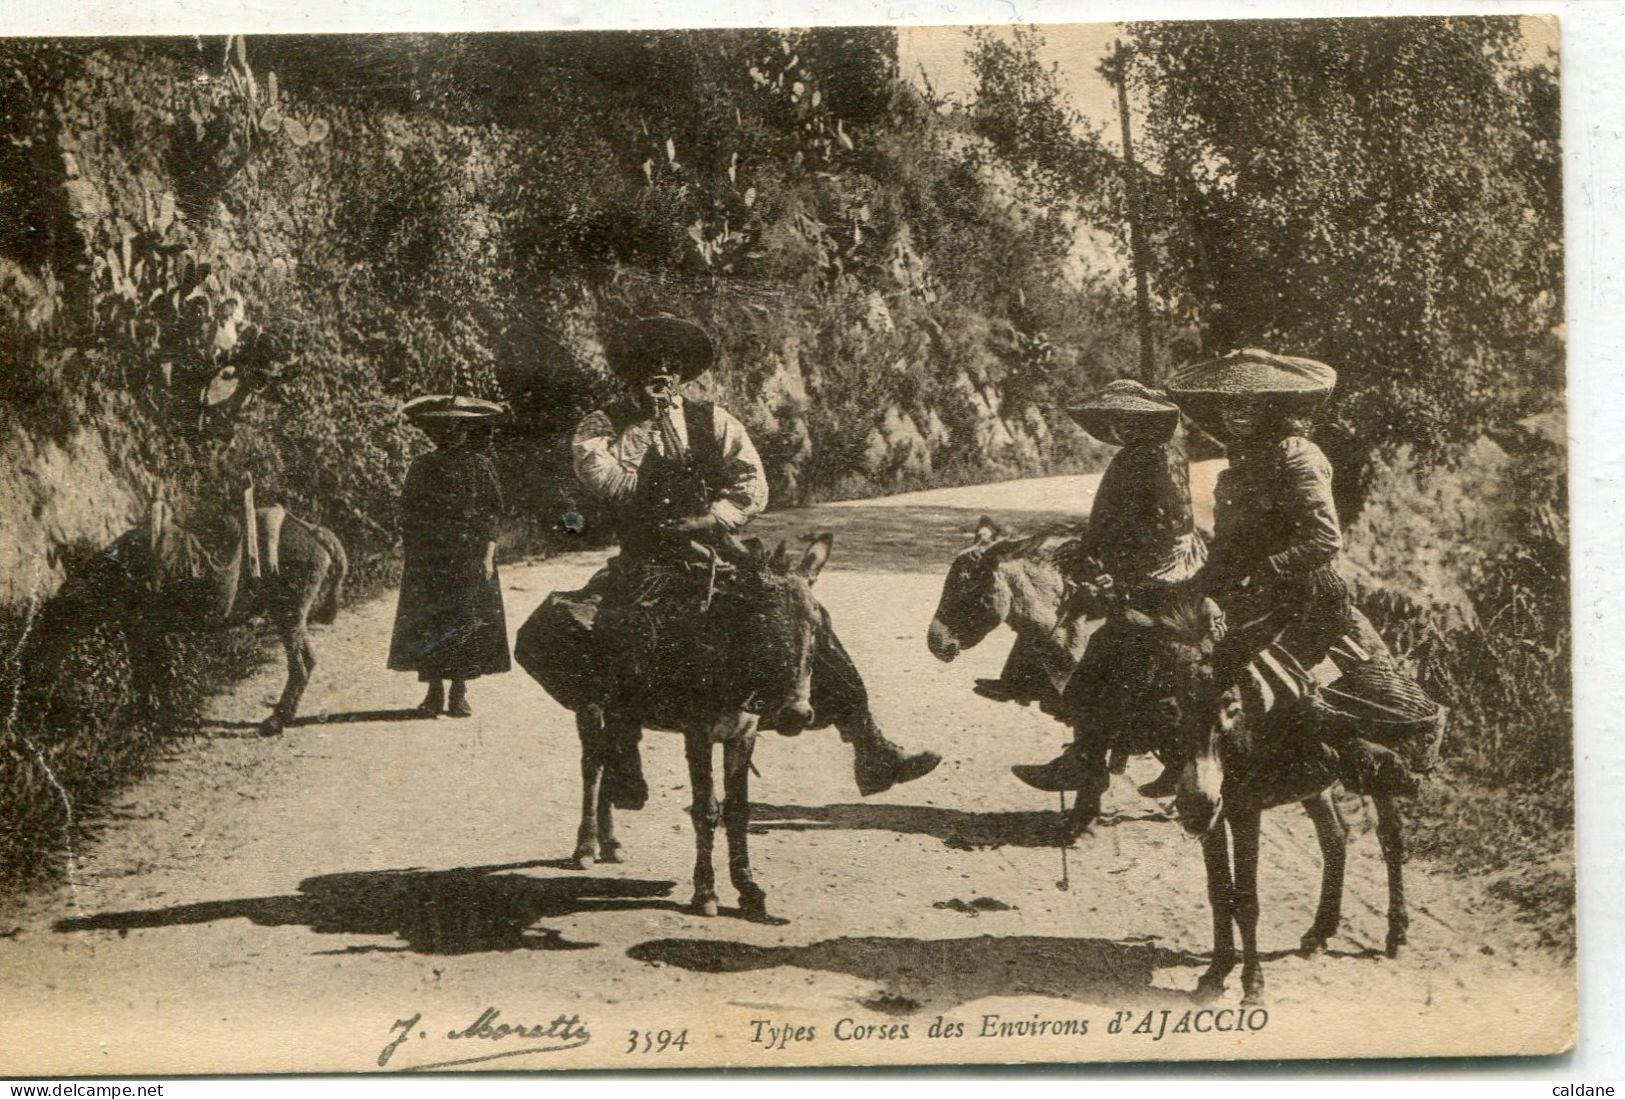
[637,374,679,417]
[666,513,720,536]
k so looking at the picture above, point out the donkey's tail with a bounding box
[311,524,348,625]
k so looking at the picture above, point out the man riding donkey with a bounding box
[994,379,1208,802]
[527,314,939,810]
[1016,350,1417,801]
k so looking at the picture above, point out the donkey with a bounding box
[113,495,348,735]
[571,535,832,920]
[926,516,1399,836]
[927,515,1154,833]
[1118,590,1428,1004]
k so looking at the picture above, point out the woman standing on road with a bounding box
[387,395,511,717]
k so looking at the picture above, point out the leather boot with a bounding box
[599,715,648,811]
[1011,742,1098,792]
[1136,762,1181,799]
[1335,738,1420,798]
[844,713,940,796]
[973,678,1019,703]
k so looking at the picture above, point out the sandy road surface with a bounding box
[1,470,1572,1073]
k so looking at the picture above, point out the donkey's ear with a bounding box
[769,540,791,572]
[146,499,169,552]
[797,533,833,584]
[973,515,1002,545]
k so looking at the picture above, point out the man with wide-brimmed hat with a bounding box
[1009,379,1207,795]
[535,314,938,809]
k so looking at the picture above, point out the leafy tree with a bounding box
[1124,17,1563,473]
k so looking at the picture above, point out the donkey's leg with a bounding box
[573,711,604,868]
[1374,795,1409,956]
[1299,791,1349,955]
[1196,826,1237,1001]
[1230,807,1265,1004]
[299,561,325,676]
[723,730,766,919]
[594,710,622,863]
[596,791,621,863]
[685,732,720,916]
[264,619,310,734]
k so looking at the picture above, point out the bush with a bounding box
[1355,446,1572,952]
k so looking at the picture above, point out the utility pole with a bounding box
[1103,41,1156,380]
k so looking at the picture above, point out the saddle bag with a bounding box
[1313,662,1446,777]
[515,589,603,714]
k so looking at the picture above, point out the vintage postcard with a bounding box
[0,15,1573,1074]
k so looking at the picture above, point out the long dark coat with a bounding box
[387,447,511,681]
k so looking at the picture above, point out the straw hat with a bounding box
[606,314,716,383]
[401,394,508,421]
[1167,349,1336,434]
[1066,379,1180,442]
[1168,348,1336,402]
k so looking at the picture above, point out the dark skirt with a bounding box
[388,552,510,681]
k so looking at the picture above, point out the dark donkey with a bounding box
[573,535,833,920]
[114,489,348,735]
[1119,590,1433,1004]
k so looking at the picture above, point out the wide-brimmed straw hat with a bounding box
[606,314,716,383]
[1168,349,1336,431]
[1168,348,1336,402]
[1066,379,1180,442]
[401,394,508,421]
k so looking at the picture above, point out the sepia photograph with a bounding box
[0,10,1577,1074]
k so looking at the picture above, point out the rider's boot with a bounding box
[1011,740,1098,793]
[1136,761,1181,799]
[973,678,1019,703]
[1314,720,1419,797]
[416,679,445,717]
[600,713,649,810]
[973,639,1048,705]
[842,711,941,797]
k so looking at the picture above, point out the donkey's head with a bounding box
[719,534,832,735]
[928,517,1082,662]
[927,516,1014,662]
[1117,591,1235,836]
[110,499,237,620]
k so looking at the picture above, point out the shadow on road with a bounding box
[751,802,1074,850]
[627,934,1204,1014]
[194,708,436,735]
[55,860,678,955]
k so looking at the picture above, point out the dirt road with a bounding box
[1,471,1572,1073]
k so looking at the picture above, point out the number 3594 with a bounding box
[627,1028,691,1055]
